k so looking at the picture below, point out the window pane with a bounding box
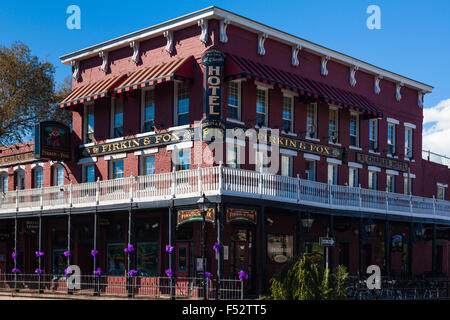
[113,99,123,138]
[144,156,155,175]
[227,144,237,168]
[177,83,189,125]
[35,168,43,188]
[85,165,95,183]
[306,104,317,138]
[56,167,64,186]
[113,161,124,179]
[306,161,316,181]
[1,175,7,193]
[143,90,155,132]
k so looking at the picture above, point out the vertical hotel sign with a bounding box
[201,46,225,142]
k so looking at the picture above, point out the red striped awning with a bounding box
[115,56,194,94]
[225,55,382,117]
[59,75,126,109]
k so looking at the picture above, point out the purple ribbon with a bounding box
[35,251,44,257]
[64,251,71,257]
[238,270,248,281]
[91,249,98,257]
[11,252,17,260]
[124,244,134,253]
[165,244,174,253]
[128,269,138,277]
[93,267,102,276]
[35,268,43,275]
[165,268,173,277]
[213,242,221,252]
[11,268,21,273]
[205,272,213,279]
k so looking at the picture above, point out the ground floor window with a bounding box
[52,248,66,278]
[136,242,158,276]
[107,243,126,276]
[267,234,293,263]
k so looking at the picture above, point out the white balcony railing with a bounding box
[0,165,450,221]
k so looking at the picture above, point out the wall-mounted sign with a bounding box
[79,128,194,158]
[202,47,226,142]
[0,152,36,167]
[226,208,257,224]
[392,234,403,252]
[234,129,344,159]
[356,152,408,172]
[34,121,71,161]
[177,208,215,227]
[24,220,39,233]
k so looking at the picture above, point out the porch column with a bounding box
[358,217,363,279]
[127,206,134,298]
[217,203,223,300]
[258,206,265,297]
[296,211,302,256]
[329,215,334,271]
[385,220,390,277]
[168,203,175,300]
[67,213,71,267]
[14,215,18,291]
[432,223,437,276]
[39,215,44,293]
[409,221,414,279]
[93,211,99,296]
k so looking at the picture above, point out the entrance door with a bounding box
[234,242,249,291]
[175,242,190,278]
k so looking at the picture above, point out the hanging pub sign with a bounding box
[34,121,71,161]
[356,152,408,172]
[226,208,257,224]
[78,128,194,158]
[177,208,216,227]
[201,46,225,142]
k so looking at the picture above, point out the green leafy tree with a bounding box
[0,41,71,146]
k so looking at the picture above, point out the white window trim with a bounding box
[174,82,189,127]
[105,137,124,143]
[387,117,400,125]
[31,162,44,169]
[134,148,158,156]
[104,153,127,161]
[437,183,448,188]
[141,86,156,133]
[226,137,246,147]
[404,122,416,129]
[83,101,95,144]
[282,95,294,133]
[0,168,8,174]
[304,153,320,161]
[227,80,242,121]
[349,146,362,151]
[348,162,363,169]
[349,111,360,148]
[368,166,381,172]
[166,141,193,151]
[387,123,396,155]
[255,80,274,90]
[369,118,378,151]
[13,165,25,172]
[404,127,413,158]
[386,169,399,176]
[327,158,342,165]
[328,106,339,144]
[226,118,245,126]
[52,164,65,186]
[281,154,294,177]
[402,173,416,179]
[33,166,44,188]
[77,157,98,165]
[168,124,190,131]
[280,149,298,157]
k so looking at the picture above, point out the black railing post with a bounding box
[169,203,175,300]
[93,211,99,296]
[38,215,43,294]
[217,204,223,300]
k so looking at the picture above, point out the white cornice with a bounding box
[59,6,433,93]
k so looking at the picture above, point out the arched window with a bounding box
[15,169,25,190]
[52,164,65,186]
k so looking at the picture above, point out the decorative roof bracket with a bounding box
[130,41,140,64]
[350,66,359,87]
[396,82,403,101]
[219,19,230,43]
[71,60,80,80]
[321,56,330,76]
[291,44,302,67]
[374,75,383,95]
[258,33,268,56]
[198,19,208,43]
[99,51,109,73]
[163,30,174,54]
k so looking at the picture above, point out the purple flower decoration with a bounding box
[35,251,44,257]
[64,251,71,257]
[128,269,138,277]
[238,270,248,281]
[165,244,174,253]
[11,252,17,260]
[11,268,21,273]
[93,267,102,276]
[124,244,134,253]
[91,249,98,257]
[165,268,173,277]
[205,272,213,279]
[35,268,43,275]
[213,242,221,252]
[64,267,72,277]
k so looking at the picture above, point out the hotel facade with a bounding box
[0,7,449,297]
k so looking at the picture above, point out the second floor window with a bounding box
[174,149,190,171]
[349,167,358,188]
[305,160,316,181]
[82,164,95,183]
[369,119,378,152]
[349,113,359,147]
[110,160,124,179]
[256,88,268,127]
[282,96,294,133]
[306,103,317,139]
[15,170,25,190]
[142,89,155,133]
[226,143,241,169]
[228,81,241,121]
[175,82,189,126]
[111,98,124,138]
[281,155,293,177]
[387,123,396,155]
[53,166,64,186]
[368,171,377,190]
[0,174,8,193]
[405,127,413,159]
[255,150,268,173]
[404,177,412,195]
[437,185,446,200]
[33,167,43,188]
[329,107,339,143]
[327,164,338,185]
[141,156,156,175]
[386,174,395,193]
[84,102,94,144]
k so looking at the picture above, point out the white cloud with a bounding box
[423,98,450,157]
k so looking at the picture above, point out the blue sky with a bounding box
[1,0,449,151]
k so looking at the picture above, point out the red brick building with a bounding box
[0,7,449,297]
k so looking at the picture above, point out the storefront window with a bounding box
[107,243,126,276]
[136,242,158,276]
[267,234,293,263]
[52,249,66,278]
